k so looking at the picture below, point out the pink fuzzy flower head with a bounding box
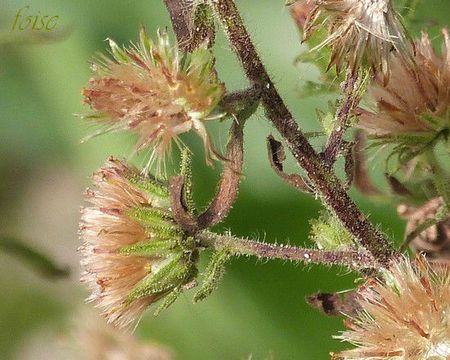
[333,255,450,360]
[82,28,225,176]
[79,157,197,329]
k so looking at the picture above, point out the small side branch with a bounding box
[188,3,216,50]
[353,130,381,195]
[197,231,378,272]
[171,88,259,231]
[322,72,361,166]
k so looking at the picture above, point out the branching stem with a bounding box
[207,0,397,266]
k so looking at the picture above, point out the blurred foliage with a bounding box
[0,0,448,359]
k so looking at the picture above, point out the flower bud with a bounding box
[79,157,198,328]
[309,210,355,250]
[82,28,225,175]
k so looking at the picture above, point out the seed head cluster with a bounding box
[334,255,450,360]
[299,0,412,80]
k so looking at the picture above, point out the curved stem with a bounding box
[197,231,378,272]
[0,236,69,278]
[197,117,245,229]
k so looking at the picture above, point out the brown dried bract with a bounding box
[398,197,450,263]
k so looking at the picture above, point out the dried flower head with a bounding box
[291,0,316,31]
[333,255,450,359]
[299,0,412,80]
[82,28,225,175]
[356,29,450,163]
[79,157,198,329]
[357,29,450,133]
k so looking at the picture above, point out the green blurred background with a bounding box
[0,1,448,359]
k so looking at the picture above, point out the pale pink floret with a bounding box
[79,158,156,328]
[87,159,150,210]
[334,255,450,359]
[80,208,147,252]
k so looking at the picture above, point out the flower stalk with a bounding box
[196,231,378,272]
[426,149,450,208]
[164,0,216,51]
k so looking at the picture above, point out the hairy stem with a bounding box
[322,71,360,166]
[197,231,377,271]
[208,0,397,265]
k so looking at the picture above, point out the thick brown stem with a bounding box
[209,0,397,266]
[163,0,193,50]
